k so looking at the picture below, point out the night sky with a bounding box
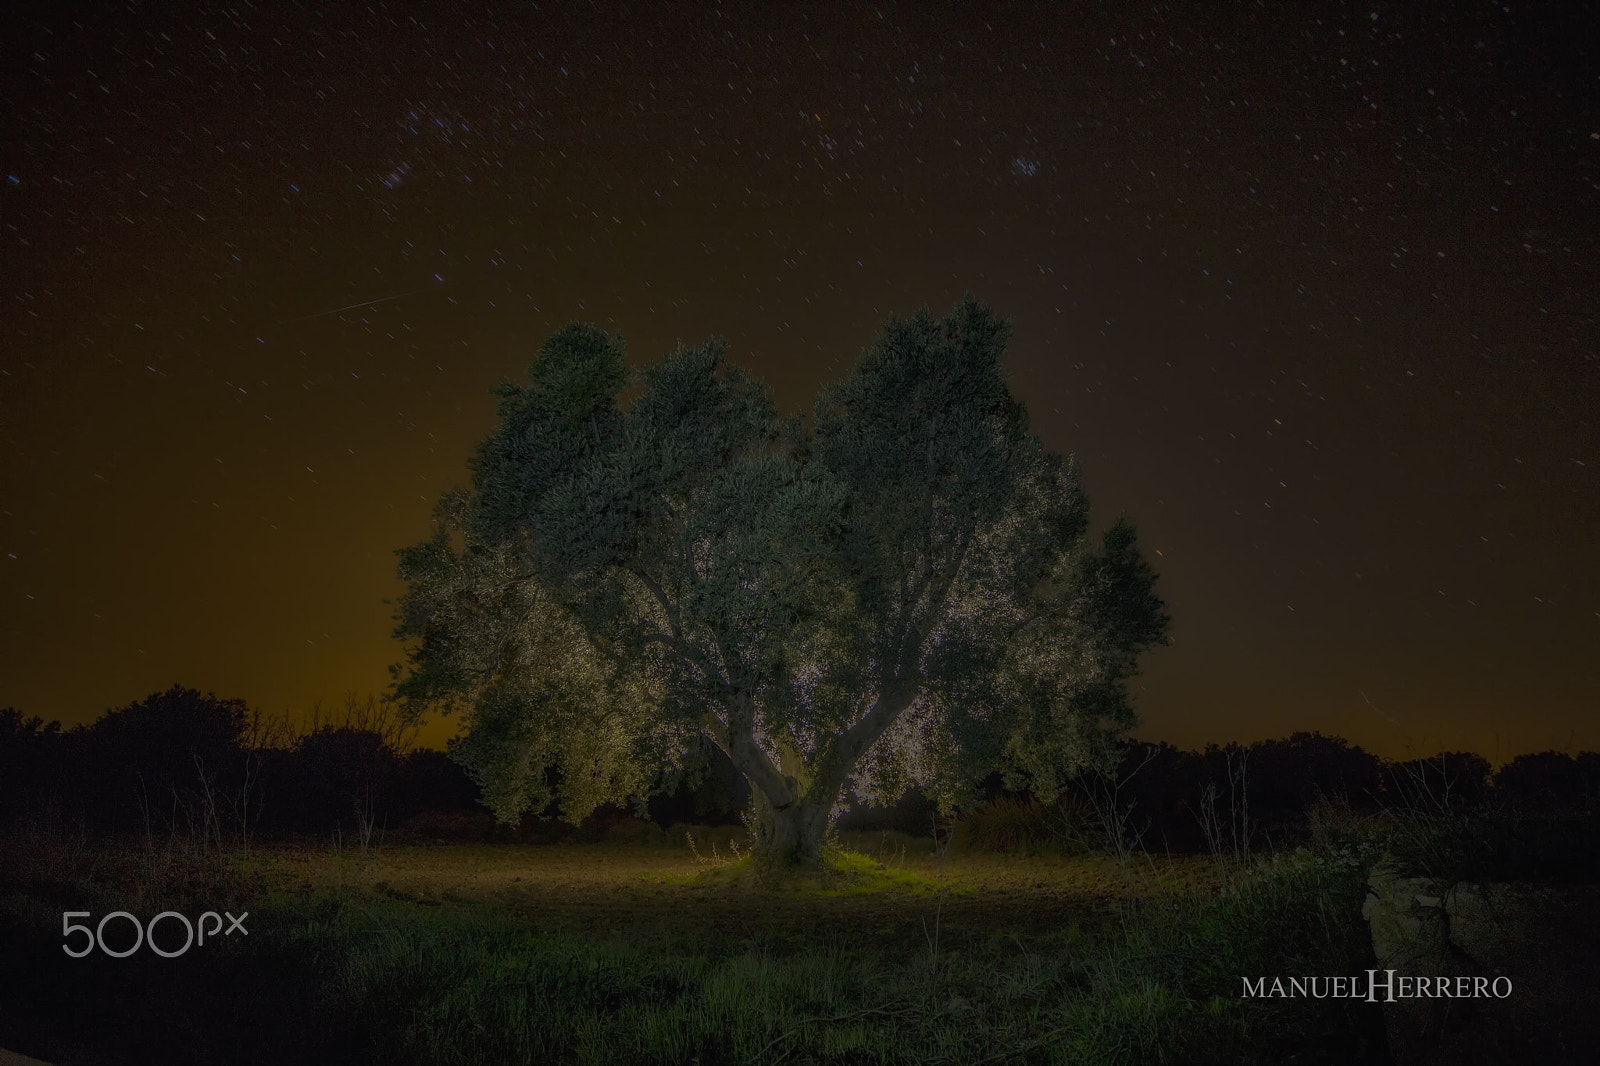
[3,2,1595,761]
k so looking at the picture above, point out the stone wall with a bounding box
[1363,857,1599,1064]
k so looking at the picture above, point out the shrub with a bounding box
[955,794,1101,856]
[603,817,667,847]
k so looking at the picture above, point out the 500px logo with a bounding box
[61,910,248,958]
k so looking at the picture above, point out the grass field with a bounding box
[0,825,1394,1065]
[240,832,1219,941]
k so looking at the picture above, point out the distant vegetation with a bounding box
[2,686,1595,861]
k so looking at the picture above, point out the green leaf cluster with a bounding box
[390,299,1169,828]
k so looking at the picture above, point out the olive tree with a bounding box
[390,298,1168,867]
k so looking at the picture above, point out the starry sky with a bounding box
[2,1,1596,761]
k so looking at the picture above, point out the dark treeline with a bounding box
[0,687,479,847]
[0,685,753,846]
[2,686,1597,854]
[836,737,1597,846]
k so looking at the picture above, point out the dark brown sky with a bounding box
[2,1,1595,761]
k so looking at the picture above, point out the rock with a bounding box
[1363,856,1600,1064]
[1363,859,1450,971]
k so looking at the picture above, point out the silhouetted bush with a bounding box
[835,787,939,836]
[954,794,1102,855]
[1223,732,1383,842]
[79,685,250,839]
[986,734,1389,857]
[388,749,483,823]
[266,727,398,839]
[6,681,1596,866]
[1496,750,1600,814]
[1382,751,1493,810]
[0,708,64,829]
[1074,740,1212,853]
[646,739,750,828]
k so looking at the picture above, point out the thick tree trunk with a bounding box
[750,789,835,870]
[717,680,924,871]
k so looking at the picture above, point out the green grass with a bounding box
[675,846,958,899]
[10,798,1594,1062]
[1,829,1384,1065]
[235,846,1377,1064]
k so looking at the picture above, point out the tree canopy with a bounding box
[391,298,1168,866]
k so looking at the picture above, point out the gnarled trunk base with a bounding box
[750,792,834,870]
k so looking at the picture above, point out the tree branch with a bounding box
[705,688,796,808]
[892,523,974,684]
[808,671,921,804]
[631,558,793,808]
[659,494,695,578]
[630,565,683,641]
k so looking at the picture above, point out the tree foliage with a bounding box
[391,299,1168,863]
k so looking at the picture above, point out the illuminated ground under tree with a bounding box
[390,298,1168,868]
